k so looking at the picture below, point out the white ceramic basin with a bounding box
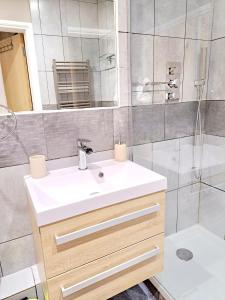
[25,160,167,226]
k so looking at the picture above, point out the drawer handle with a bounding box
[55,203,160,246]
[61,246,160,298]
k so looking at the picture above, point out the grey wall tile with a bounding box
[60,0,80,36]
[212,0,225,40]
[165,190,178,236]
[63,37,82,61]
[204,100,225,136]
[154,36,184,104]
[0,164,32,244]
[34,35,45,72]
[117,0,129,32]
[131,34,154,105]
[132,143,153,170]
[39,0,62,35]
[199,183,225,238]
[183,39,210,101]
[177,183,200,231]
[201,135,225,190]
[0,235,35,276]
[179,136,199,188]
[44,109,114,160]
[0,114,47,168]
[155,0,186,38]
[186,0,213,40]
[113,107,132,146]
[38,72,49,105]
[165,101,198,139]
[29,0,42,34]
[42,35,64,72]
[153,139,180,191]
[130,0,154,34]
[207,38,225,100]
[132,104,165,145]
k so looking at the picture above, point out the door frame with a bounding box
[0,20,42,111]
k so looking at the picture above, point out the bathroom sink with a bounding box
[25,160,167,226]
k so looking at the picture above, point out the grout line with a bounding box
[200,181,225,193]
[0,262,3,277]
[0,233,32,246]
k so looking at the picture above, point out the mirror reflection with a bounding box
[0,0,117,112]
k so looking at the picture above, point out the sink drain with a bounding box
[176,248,193,261]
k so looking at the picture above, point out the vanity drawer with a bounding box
[40,192,165,279]
[47,234,164,300]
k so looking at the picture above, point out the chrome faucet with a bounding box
[77,139,93,170]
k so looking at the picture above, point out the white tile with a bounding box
[63,37,82,61]
[81,38,100,71]
[202,135,225,182]
[131,0,154,34]
[186,0,213,40]
[183,39,210,101]
[154,36,184,104]
[207,38,225,100]
[80,2,98,38]
[119,67,130,107]
[0,164,32,244]
[38,71,49,105]
[0,267,34,299]
[0,235,35,276]
[199,183,225,238]
[153,139,180,191]
[117,0,129,32]
[165,190,178,236]
[131,34,153,105]
[177,183,200,231]
[42,35,64,71]
[34,34,45,71]
[101,68,117,102]
[90,71,102,103]
[60,0,80,37]
[133,143,153,170]
[29,0,41,34]
[46,72,57,105]
[98,0,114,32]
[179,136,199,187]
[212,0,225,39]
[155,0,186,38]
[39,0,62,35]
[118,32,128,69]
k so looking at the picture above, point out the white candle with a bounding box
[114,144,127,162]
[29,155,48,179]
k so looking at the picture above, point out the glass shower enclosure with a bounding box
[130,0,225,299]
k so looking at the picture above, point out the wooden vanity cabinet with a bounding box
[32,191,165,300]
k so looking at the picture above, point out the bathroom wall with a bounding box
[0,107,131,277]
[130,0,213,236]
[0,0,130,279]
[29,0,117,108]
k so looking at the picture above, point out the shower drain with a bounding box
[176,248,193,261]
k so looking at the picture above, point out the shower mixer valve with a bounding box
[166,62,181,102]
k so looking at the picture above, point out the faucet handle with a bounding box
[77,138,91,146]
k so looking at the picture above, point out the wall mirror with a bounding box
[0,0,117,112]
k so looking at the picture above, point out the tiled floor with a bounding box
[152,225,225,300]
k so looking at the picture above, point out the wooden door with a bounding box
[0,33,32,111]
